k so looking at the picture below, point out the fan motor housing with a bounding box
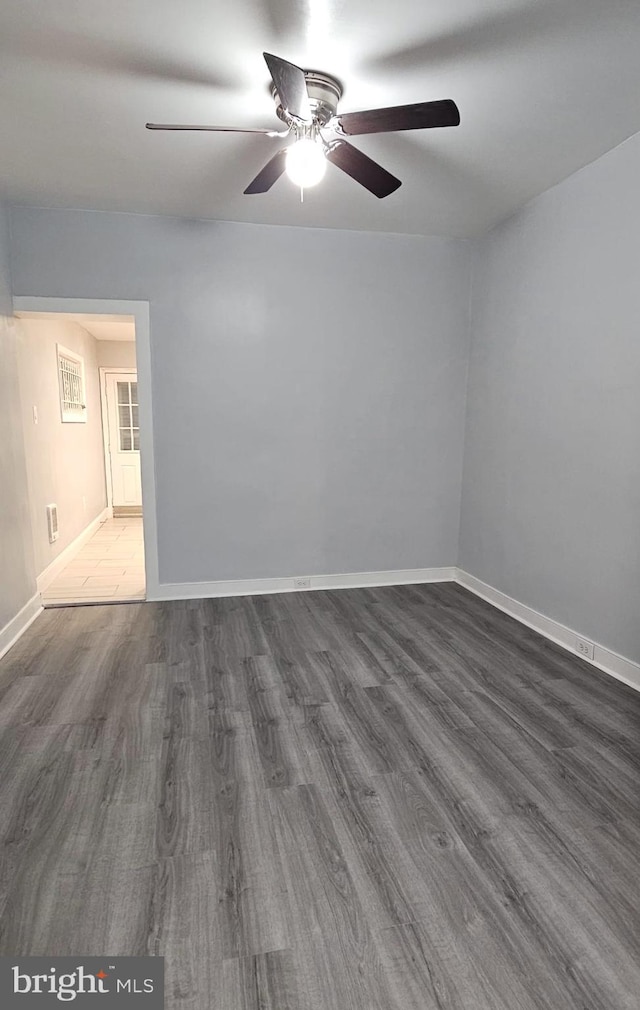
[272,70,343,125]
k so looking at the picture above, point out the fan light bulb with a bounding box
[286,139,326,188]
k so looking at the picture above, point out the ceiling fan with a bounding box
[146,52,460,199]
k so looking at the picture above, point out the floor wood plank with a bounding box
[1,584,639,1008]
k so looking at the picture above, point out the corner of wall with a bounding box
[453,133,640,669]
[0,201,39,638]
[455,234,480,570]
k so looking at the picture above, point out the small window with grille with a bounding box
[57,345,87,423]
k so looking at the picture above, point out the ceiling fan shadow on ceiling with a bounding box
[146,52,460,199]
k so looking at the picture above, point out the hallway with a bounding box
[41,517,145,605]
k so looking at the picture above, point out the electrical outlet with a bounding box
[294,577,311,590]
[32,405,38,425]
[575,638,594,660]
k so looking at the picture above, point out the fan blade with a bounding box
[146,123,287,136]
[336,99,460,136]
[263,52,312,123]
[244,149,288,194]
[325,141,401,198]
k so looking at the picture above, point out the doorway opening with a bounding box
[14,308,148,606]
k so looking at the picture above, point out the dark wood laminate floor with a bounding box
[1,582,639,1009]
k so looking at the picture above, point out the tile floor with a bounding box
[41,517,145,605]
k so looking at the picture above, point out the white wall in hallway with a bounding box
[97,339,137,369]
[17,317,107,576]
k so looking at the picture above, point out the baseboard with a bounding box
[0,593,43,661]
[36,507,110,594]
[456,569,640,694]
[7,557,639,696]
[151,566,457,602]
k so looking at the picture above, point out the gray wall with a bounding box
[460,132,640,664]
[0,203,36,626]
[8,134,638,667]
[96,340,137,369]
[9,210,472,584]
[17,318,107,576]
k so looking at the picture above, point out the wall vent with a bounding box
[46,503,59,543]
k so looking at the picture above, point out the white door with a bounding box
[104,372,142,509]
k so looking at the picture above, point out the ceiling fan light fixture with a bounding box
[147,53,459,200]
[285,138,326,188]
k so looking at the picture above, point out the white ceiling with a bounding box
[2,0,640,237]
[16,312,136,341]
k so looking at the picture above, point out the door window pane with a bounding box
[115,380,140,452]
